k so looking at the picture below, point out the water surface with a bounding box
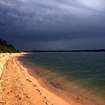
[23,52,105,96]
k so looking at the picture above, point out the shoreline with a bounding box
[0,53,105,105]
[0,53,70,105]
[19,55,105,105]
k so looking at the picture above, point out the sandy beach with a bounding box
[0,53,105,105]
[0,53,70,105]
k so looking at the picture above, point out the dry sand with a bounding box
[0,53,70,105]
[0,53,105,105]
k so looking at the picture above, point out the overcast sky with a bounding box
[0,0,105,50]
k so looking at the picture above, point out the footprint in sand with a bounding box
[7,90,13,94]
[26,78,54,105]
[23,93,30,99]
[16,94,22,101]
[26,78,37,88]
[26,79,32,83]
[33,84,37,87]
[26,95,29,98]
[42,95,54,105]
[43,96,47,99]
[36,89,42,95]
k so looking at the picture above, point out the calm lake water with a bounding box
[23,52,105,96]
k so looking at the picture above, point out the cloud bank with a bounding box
[0,0,105,50]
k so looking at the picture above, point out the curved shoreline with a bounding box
[0,54,70,105]
[19,54,105,105]
[0,53,105,105]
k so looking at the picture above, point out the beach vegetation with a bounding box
[0,38,18,53]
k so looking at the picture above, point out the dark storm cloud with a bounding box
[0,0,105,50]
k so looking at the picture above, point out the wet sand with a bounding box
[20,58,105,105]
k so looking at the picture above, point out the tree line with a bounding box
[0,39,18,53]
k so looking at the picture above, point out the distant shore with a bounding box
[0,53,105,105]
[26,49,105,52]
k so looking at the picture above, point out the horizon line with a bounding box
[25,49,105,52]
